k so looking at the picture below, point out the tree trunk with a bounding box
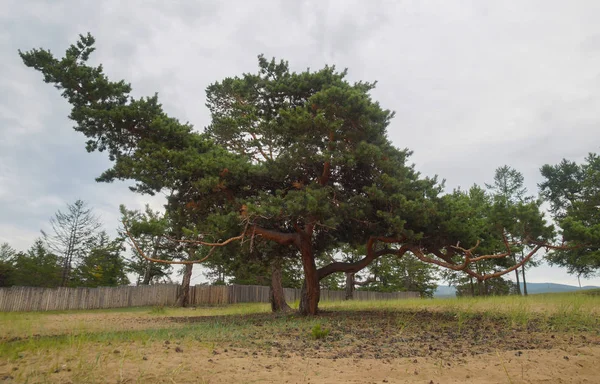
[141,240,160,285]
[513,255,522,295]
[298,239,320,315]
[60,255,71,287]
[477,279,484,296]
[141,261,152,285]
[521,264,528,296]
[469,277,475,297]
[176,263,193,307]
[578,274,581,288]
[270,258,291,312]
[345,272,355,300]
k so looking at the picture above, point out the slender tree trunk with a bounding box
[176,263,193,307]
[60,216,79,287]
[345,272,355,300]
[469,277,475,297]
[140,238,160,285]
[298,238,320,315]
[270,258,291,312]
[513,255,522,295]
[60,255,72,287]
[141,261,152,285]
[477,279,484,296]
[521,264,528,296]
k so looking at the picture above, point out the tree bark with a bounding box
[521,263,528,296]
[141,261,152,285]
[140,238,160,285]
[469,277,475,297]
[298,238,320,315]
[60,255,72,287]
[513,255,522,295]
[176,263,193,307]
[270,258,291,312]
[345,272,355,300]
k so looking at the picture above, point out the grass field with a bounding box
[1,291,599,383]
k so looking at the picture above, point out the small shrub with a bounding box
[311,324,330,340]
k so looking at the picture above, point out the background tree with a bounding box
[486,166,526,294]
[0,243,16,261]
[72,231,129,287]
[486,165,541,295]
[430,184,553,296]
[540,153,600,280]
[359,254,439,298]
[0,261,13,287]
[433,186,508,296]
[455,276,517,297]
[42,199,102,286]
[10,239,62,287]
[0,243,17,287]
[119,205,174,285]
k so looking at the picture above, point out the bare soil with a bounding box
[170,310,600,360]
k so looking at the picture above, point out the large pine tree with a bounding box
[21,34,558,314]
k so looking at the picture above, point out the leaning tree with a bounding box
[20,33,565,315]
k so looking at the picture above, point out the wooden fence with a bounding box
[0,284,180,312]
[0,284,419,312]
[189,285,419,306]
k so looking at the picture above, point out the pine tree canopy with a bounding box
[20,33,563,314]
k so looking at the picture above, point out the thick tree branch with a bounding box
[464,245,543,281]
[122,220,220,265]
[124,217,300,265]
[410,247,470,271]
[163,233,245,247]
[450,239,512,263]
[411,242,547,281]
[252,226,299,246]
[431,248,456,264]
[169,224,298,247]
[317,237,409,279]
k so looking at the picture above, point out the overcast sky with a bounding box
[1,0,599,287]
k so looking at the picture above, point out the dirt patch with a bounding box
[169,310,600,360]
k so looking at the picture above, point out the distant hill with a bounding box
[434,285,457,297]
[517,282,600,294]
[433,283,600,298]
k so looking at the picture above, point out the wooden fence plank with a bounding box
[0,284,419,312]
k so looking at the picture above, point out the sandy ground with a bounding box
[1,343,599,383]
[2,308,599,383]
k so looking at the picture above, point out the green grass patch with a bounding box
[310,324,330,340]
[1,292,598,361]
